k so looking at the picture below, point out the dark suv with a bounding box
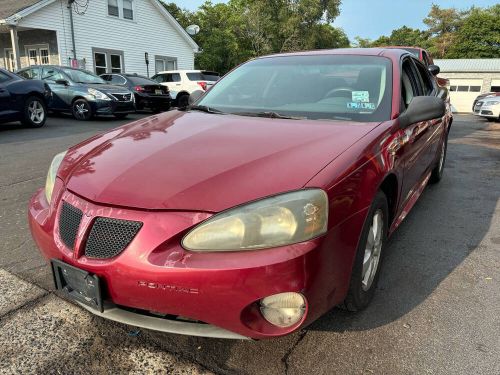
[17,65,135,121]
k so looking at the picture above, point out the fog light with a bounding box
[260,292,306,328]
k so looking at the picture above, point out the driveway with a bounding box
[0,114,498,374]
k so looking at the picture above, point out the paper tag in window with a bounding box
[352,91,370,103]
[347,102,376,110]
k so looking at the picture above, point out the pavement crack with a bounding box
[0,175,44,189]
[282,330,307,375]
[0,290,50,323]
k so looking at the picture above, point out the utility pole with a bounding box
[68,0,77,60]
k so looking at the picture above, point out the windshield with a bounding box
[197,55,392,122]
[61,68,105,84]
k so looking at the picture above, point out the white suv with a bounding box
[152,70,220,107]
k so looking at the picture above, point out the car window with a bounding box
[18,68,41,80]
[41,67,65,82]
[127,76,158,85]
[110,75,126,85]
[166,73,181,82]
[413,60,434,96]
[152,74,164,83]
[0,71,11,84]
[101,74,111,81]
[198,55,393,122]
[422,51,431,66]
[186,71,220,82]
[401,59,419,109]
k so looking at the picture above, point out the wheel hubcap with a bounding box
[75,103,89,119]
[28,100,44,124]
[362,210,383,291]
[438,142,446,173]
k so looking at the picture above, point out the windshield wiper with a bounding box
[188,105,226,114]
[231,111,306,120]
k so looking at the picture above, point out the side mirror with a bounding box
[428,65,440,76]
[399,96,445,128]
[188,90,204,105]
[55,79,69,86]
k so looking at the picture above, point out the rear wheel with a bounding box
[72,99,93,121]
[429,132,448,184]
[177,93,189,108]
[21,96,46,128]
[342,191,388,311]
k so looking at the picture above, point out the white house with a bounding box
[0,0,198,76]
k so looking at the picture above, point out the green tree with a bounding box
[447,5,500,58]
[370,26,430,49]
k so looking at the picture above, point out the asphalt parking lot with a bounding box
[0,113,499,374]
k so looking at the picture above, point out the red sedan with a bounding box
[28,48,452,340]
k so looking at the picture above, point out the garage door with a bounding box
[449,79,483,113]
[491,79,500,92]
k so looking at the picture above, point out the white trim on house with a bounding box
[1,0,199,52]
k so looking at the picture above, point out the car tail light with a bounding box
[134,86,144,92]
[197,81,207,91]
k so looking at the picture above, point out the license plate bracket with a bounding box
[51,259,103,312]
[155,89,163,95]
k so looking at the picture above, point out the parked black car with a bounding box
[0,68,51,127]
[100,73,171,112]
[17,66,135,121]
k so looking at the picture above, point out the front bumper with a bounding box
[135,93,171,109]
[477,105,500,119]
[29,182,366,339]
[91,100,135,115]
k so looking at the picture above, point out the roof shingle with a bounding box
[0,0,42,21]
[434,59,500,73]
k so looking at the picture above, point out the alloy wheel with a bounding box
[28,100,45,124]
[361,209,383,291]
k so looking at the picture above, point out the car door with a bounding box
[41,67,69,110]
[0,71,13,119]
[398,57,435,203]
[411,59,444,167]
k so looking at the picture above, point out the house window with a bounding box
[123,0,133,20]
[28,49,38,66]
[108,0,119,17]
[154,56,177,73]
[110,54,122,73]
[94,52,107,75]
[93,48,125,75]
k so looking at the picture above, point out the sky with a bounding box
[168,0,499,41]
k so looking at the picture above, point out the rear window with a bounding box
[186,71,220,82]
[127,76,158,85]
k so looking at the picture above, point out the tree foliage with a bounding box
[353,4,500,59]
[161,0,349,74]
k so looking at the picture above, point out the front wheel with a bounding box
[72,99,93,121]
[21,96,47,128]
[177,94,189,108]
[342,191,388,311]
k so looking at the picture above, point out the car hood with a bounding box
[85,83,130,93]
[63,111,377,212]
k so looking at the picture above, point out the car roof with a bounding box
[256,48,411,60]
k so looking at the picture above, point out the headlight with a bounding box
[260,292,306,327]
[45,151,67,203]
[88,88,110,101]
[486,100,500,106]
[182,189,328,251]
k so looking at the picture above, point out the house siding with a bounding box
[16,0,195,75]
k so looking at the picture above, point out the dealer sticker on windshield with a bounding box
[352,91,370,103]
[347,102,376,110]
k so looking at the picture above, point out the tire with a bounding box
[72,99,93,121]
[177,94,189,108]
[114,113,128,119]
[429,132,448,184]
[21,96,47,128]
[486,118,495,122]
[342,191,388,312]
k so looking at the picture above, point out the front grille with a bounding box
[111,93,132,102]
[481,110,493,115]
[84,217,142,259]
[59,201,83,250]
